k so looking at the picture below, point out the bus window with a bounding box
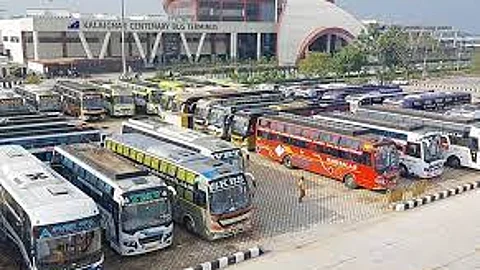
[151,158,159,170]
[160,161,168,174]
[123,146,130,156]
[167,164,177,177]
[186,172,196,185]
[177,168,186,182]
[129,149,137,160]
[406,142,421,158]
[184,189,193,202]
[143,155,152,167]
[136,152,144,163]
[106,140,112,149]
[116,144,123,154]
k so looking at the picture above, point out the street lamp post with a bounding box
[121,0,127,76]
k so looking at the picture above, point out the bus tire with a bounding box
[446,156,461,168]
[399,164,409,177]
[184,216,195,233]
[282,155,294,169]
[344,174,358,189]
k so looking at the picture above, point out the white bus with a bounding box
[105,133,253,241]
[52,143,174,256]
[91,81,136,117]
[366,105,480,170]
[0,145,103,270]
[54,81,107,121]
[314,109,446,178]
[14,84,62,112]
[122,118,245,171]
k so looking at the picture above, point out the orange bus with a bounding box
[256,113,400,190]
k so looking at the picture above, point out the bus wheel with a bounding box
[344,174,358,189]
[184,216,195,233]
[447,156,461,168]
[283,155,294,169]
[399,164,409,177]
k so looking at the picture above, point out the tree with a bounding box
[298,52,334,77]
[332,43,367,77]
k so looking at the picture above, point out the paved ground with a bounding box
[231,188,480,270]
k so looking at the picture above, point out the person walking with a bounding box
[297,176,306,203]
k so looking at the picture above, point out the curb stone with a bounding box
[393,181,480,211]
[184,246,265,270]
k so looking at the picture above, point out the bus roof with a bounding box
[55,144,164,192]
[15,83,57,95]
[0,145,98,226]
[261,112,385,142]
[109,133,238,181]
[126,118,239,153]
[0,90,22,99]
[56,80,99,92]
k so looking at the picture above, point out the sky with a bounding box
[4,0,479,34]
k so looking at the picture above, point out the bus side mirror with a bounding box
[245,172,256,189]
[167,186,177,197]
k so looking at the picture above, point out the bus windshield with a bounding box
[375,144,400,173]
[212,150,244,171]
[83,95,103,110]
[114,95,134,105]
[36,228,101,267]
[208,108,226,128]
[121,194,171,234]
[150,91,163,104]
[231,116,250,137]
[422,135,443,163]
[209,174,250,215]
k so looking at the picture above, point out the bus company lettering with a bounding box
[81,20,219,32]
[326,157,357,170]
[39,217,98,238]
[210,175,246,192]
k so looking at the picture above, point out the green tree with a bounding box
[298,52,334,77]
[332,44,367,77]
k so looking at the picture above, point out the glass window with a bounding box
[151,158,159,170]
[129,149,137,160]
[136,152,144,163]
[177,168,186,181]
[160,161,169,174]
[167,164,177,177]
[184,189,193,202]
[144,155,152,167]
[123,146,129,156]
[106,140,112,149]
[186,172,196,185]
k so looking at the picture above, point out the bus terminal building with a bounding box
[0,0,363,69]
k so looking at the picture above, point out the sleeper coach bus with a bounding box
[52,144,174,256]
[314,108,446,178]
[365,105,480,170]
[0,90,32,116]
[122,118,245,171]
[256,113,400,190]
[54,81,106,120]
[14,84,62,112]
[383,91,472,111]
[105,133,253,240]
[0,145,103,270]
[230,101,349,151]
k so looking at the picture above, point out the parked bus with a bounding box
[54,81,106,120]
[314,109,446,178]
[105,133,253,240]
[119,81,165,115]
[14,84,62,112]
[365,105,480,170]
[346,90,431,112]
[383,91,472,111]
[0,113,102,161]
[101,85,135,117]
[122,118,245,171]
[0,145,103,270]
[256,113,400,190]
[52,144,174,256]
[231,101,349,151]
[0,90,32,116]
[193,91,286,130]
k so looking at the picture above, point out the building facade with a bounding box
[0,0,363,67]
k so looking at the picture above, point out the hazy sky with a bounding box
[4,0,479,34]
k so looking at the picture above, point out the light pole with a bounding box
[121,0,127,76]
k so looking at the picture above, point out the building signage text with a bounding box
[80,20,219,32]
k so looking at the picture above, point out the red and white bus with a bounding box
[256,113,400,190]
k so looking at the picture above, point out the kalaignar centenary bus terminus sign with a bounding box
[67,19,220,32]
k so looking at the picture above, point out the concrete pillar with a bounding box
[230,33,237,60]
[32,31,39,61]
[180,33,193,63]
[61,31,68,58]
[78,31,93,59]
[195,33,207,62]
[256,32,262,60]
[132,32,147,63]
[149,32,162,64]
[99,32,111,59]
[326,34,332,53]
